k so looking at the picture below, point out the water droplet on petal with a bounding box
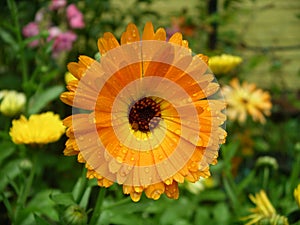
[78,136,84,141]
[119,171,127,177]
[175,129,181,135]
[144,167,150,173]
[134,186,143,192]
[164,179,172,185]
[88,114,96,124]
[116,156,123,163]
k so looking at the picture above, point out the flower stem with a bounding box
[89,188,106,225]
[289,148,300,190]
[14,153,36,224]
[223,171,240,214]
[262,167,269,190]
[7,0,29,92]
[74,167,88,203]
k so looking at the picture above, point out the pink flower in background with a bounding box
[66,4,85,29]
[22,22,40,47]
[48,26,62,40]
[22,2,84,57]
[49,0,67,10]
[23,22,39,37]
[35,8,46,22]
[52,31,77,58]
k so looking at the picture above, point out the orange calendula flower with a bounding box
[222,78,272,124]
[60,22,226,202]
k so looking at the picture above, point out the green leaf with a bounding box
[34,214,52,225]
[194,207,211,225]
[212,203,230,224]
[50,192,76,206]
[28,85,64,114]
[0,159,23,192]
[0,142,16,165]
[79,186,92,209]
[159,197,193,225]
[197,189,227,202]
[100,211,146,225]
[0,27,17,50]
[221,141,240,164]
[18,190,60,223]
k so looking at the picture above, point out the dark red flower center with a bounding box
[129,97,161,133]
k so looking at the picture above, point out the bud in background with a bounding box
[63,205,87,225]
[0,90,26,117]
[255,156,279,171]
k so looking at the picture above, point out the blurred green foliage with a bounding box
[0,0,300,224]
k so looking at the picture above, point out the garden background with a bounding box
[0,0,300,224]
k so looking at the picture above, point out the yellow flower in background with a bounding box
[294,184,300,208]
[10,112,65,145]
[65,72,77,84]
[222,78,272,124]
[0,90,26,117]
[60,22,226,202]
[242,190,289,225]
[208,54,242,75]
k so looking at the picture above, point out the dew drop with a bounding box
[134,186,143,192]
[97,139,102,147]
[175,129,181,135]
[198,138,203,146]
[119,171,127,177]
[116,156,123,163]
[144,167,150,173]
[130,157,135,161]
[78,136,84,141]
[164,179,172,185]
[171,137,178,143]
[188,135,198,144]
[88,114,96,124]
